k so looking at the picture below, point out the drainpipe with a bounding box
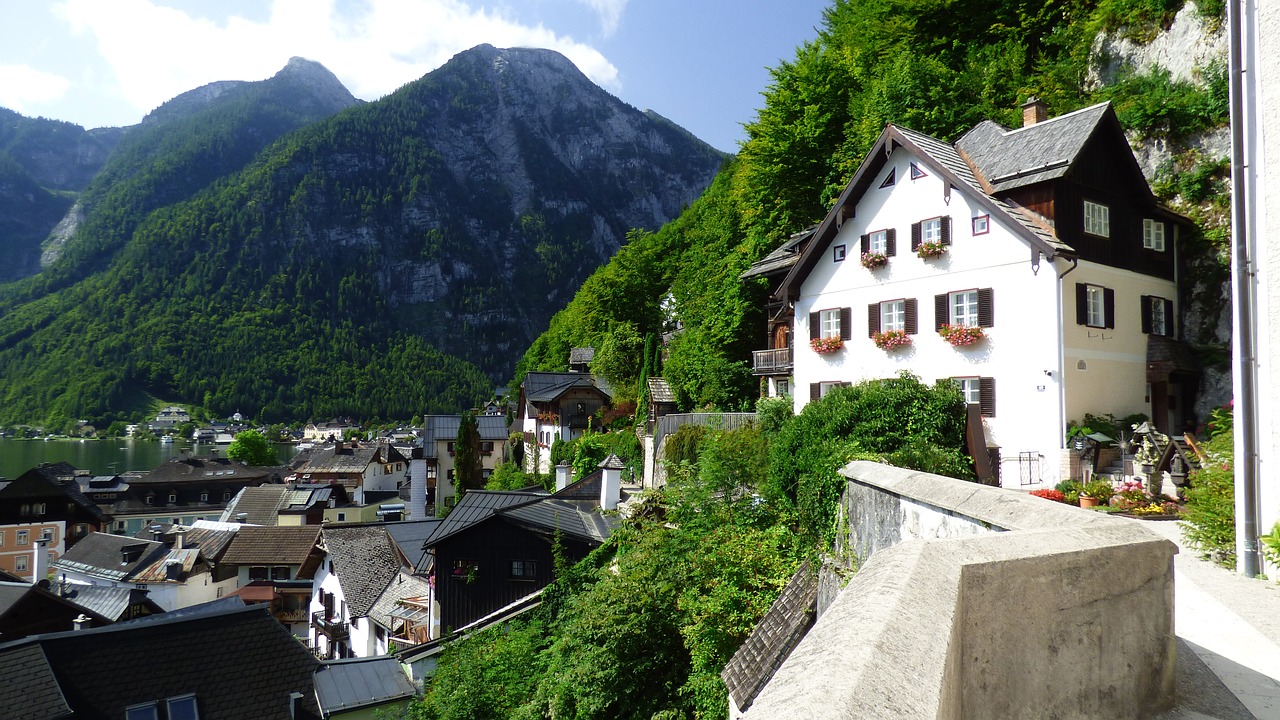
[1229,0,1261,577]
[1056,257,1079,458]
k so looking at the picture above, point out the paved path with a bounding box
[1138,519,1280,719]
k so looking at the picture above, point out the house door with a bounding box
[1150,381,1169,434]
[773,324,790,350]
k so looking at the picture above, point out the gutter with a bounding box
[1056,257,1079,453]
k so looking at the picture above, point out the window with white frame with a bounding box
[818,381,845,398]
[16,530,28,545]
[1143,219,1166,251]
[774,379,790,398]
[166,695,199,720]
[950,290,979,327]
[868,230,888,255]
[1084,200,1110,237]
[833,244,846,262]
[922,217,943,244]
[1151,299,1168,335]
[880,300,906,332]
[972,215,990,235]
[1086,285,1106,327]
[15,555,28,572]
[819,308,842,339]
[956,377,981,405]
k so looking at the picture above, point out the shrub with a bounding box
[1056,479,1083,504]
[1082,479,1115,503]
[1182,424,1236,567]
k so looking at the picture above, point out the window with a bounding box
[1084,200,1110,237]
[168,493,177,504]
[480,441,494,453]
[452,559,475,578]
[957,377,981,405]
[972,215,990,235]
[19,504,30,517]
[954,377,997,417]
[222,492,230,501]
[810,381,850,401]
[272,566,290,580]
[33,502,46,516]
[774,379,790,398]
[833,244,847,262]
[446,469,455,480]
[860,229,896,257]
[447,441,456,454]
[881,300,906,332]
[336,512,346,522]
[166,695,199,720]
[867,299,919,337]
[1142,296,1174,336]
[249,566,269,581]
[1143,219,1166,251]
[911,216,951,251]
[15,555,28,572]
[146,495,154,505]
[0,532,5,547]
[910,162,928,180]
[819,308,842,339]
[1076,283,1115,328]
[510,560,538,580]
[879,167,896,188]
[199,492,209,502]
[16,530,28,545]
[935,289,993,331]
[125,703,160,720]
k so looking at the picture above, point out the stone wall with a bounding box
[746,461,1177,719]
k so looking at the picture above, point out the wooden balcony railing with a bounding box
[311,611,349,641]
[752,348,793,374]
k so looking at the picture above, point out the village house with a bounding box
[304,419,361,442]
[0,463,105,580]
[289,441,408,506]
[419,414,511,511]
[219,482,351,526]
[748,100,1192,487]
[517,364,613,474]
[220,525,324,637]
[100,455,284,536]
[148,405,190,430]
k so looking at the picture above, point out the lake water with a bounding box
[0,438,300,480]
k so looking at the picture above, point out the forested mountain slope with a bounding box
[0,45,724,429]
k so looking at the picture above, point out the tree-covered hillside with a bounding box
[517,0,1230,411]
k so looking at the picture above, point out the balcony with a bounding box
[311,610,349,641]
[752,348,792,375]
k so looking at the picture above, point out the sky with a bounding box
[0,0,834,153]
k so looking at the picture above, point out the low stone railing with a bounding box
[745,461,1177,719]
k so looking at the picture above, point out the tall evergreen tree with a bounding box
[454,411,482,490]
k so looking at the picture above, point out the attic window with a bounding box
[166,694,199,720]
[878,167,896,188]
[1084,200,1110,237]
[125,701,160,719]
[833,244,847,262]
[972,215,990,235]
[910,162,928,180]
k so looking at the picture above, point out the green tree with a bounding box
[454,411,482,490]
[226,429,279,465]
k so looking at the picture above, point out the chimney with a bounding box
[236,512,249,524]
[171,525,187,550]
[32,537,50,583]
[555,462,572,492]
[289,691,305,720]
[1021,96,1047,127]
[408,448,427,521]
[72,614,90,631]
[150,525,165,542]
[598,454,624,511]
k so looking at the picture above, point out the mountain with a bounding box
[0,46,725,428]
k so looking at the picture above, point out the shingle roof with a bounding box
[648,377,677,404]
[322,527,403,618]
[222,526,322,566]
[313,656,416,715]
[46,582,158,622]
[223,485,290,525]
[721,562,818,713]
[385,520,442,569]
[369,571,435,628]
[132,456,279,485]
[521,372,613,402]
[955,102,1111,193]
[421,490,547,548]
[53,533,168,582]
[741,227,815,280]
[178,527,238,561]
[568,347,596,365]
[0,603,320,720]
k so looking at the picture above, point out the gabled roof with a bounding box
[53,534,169,582]
[223,485,290,525]
[0,603,320,719]
[496,470,621,543]
[313,656,416,715]
[322,527,404,619]
[0,467,105,522]
[955,102,1115,193]
[420,415,510,458]
[648,377,677,404]
[741,226,817,280]
[132,456,280,485]
[46,582,162,622]
[721,562,819,713]
[521,372,613,403]
[420,490,548,549]
[385,519,442,569]
[222,526,322,566]
[368,571,434,629]
[177,527,238,561]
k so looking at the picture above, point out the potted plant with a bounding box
[1079,479,1114,509]
[860,251,888,269]
[872,329,911,351]
[810,337,844,354]
[939,323,985,347]
[916,240,947,259]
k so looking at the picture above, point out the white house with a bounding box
[517,371,612,474]
[763,100,1190,488]
[52,530,236,612]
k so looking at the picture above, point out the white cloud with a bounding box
[575,0,628,37]
[51,0,621,119]
[0,64,71,113]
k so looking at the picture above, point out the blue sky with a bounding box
[0,0,833,153]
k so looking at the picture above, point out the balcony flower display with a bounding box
[872,329,911,351]
[916,240,947,259]
[860,251,888,269]
[939,323,985,346]
[810,336,844,354]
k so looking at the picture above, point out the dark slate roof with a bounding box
[0,603,320,720]
[648,377,677,404]
[313,656,416,715]
[52,533,168,582]
[46,582,158,622]
[568,347,596,365]
[1147,335,1200,374]
[499,498,617,544]
[420,416,510,458]
[223,526,321,566]
[721,562,818,713]
[294,443,405,475]
[131,456,280,485]
[385,519,442,568]
[0,468,104,522]
[0,642,70,719]
[955,102,1111,192]
[0,582,29,616]
[224,485,290,525]
[521,372,613,403]
[740,227,815,280]
[421,490,547,548]
[322,527,403,618]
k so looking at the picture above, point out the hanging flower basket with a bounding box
[810,337,844,354]
[860,252,888,269]
[916,240,947,259]
[872,329,911,351]
[939,324,985,346]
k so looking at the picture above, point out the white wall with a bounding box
[793,147,1063,486]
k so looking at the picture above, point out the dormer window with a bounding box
[145,494,155,506]
[199,492,209,502]
[1084,200,1110,237]
[168,493,177,504]
[1143,219,1166,251]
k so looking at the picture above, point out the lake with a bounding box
[0,438,300,480]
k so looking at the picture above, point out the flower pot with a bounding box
[1079,496,1099,509]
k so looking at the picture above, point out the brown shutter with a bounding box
[809,311,819,340]
[935,293,949,331]
[868,303,880,337]
[979,377,996,417]
[1163,298,1175,336]
[840,307,852,340]
[977,288,994,327]
[905,298,918,334]
[1140,295,1153,334]
[1104,288,1116,329]
[886,228,897,257]
[941,216,952,245]
[1075,283,1088,325]
[911,222,922,252]
[810,383,821,402]
[860,234,870,256]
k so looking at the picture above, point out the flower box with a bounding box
[860,252,888,269]
[916,240,947,259]
[810,337,844,354]
[872,329,911,351]
[939,323,985,346]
